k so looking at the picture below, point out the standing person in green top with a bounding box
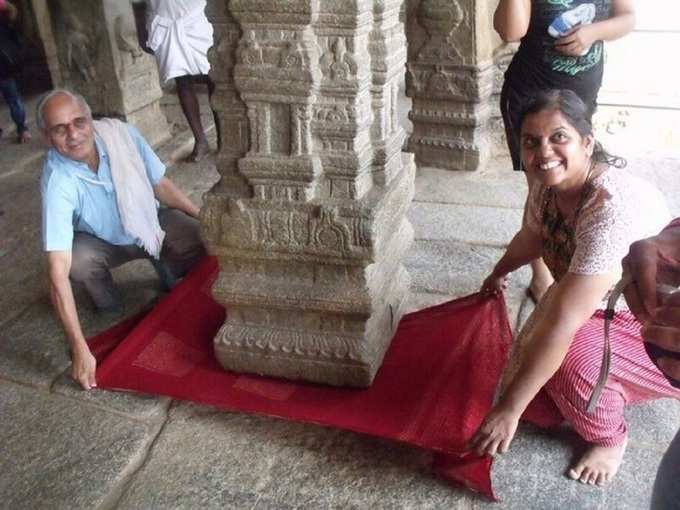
[494,0,635,303]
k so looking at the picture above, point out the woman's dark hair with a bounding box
[518,89,626,169]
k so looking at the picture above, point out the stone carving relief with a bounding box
[415,0,464,62]
[221,204,370,257]
[314,208,352,254]
[114,13,145,80]
[238,31,264,66]
[291,104,313,155]
[64,14,97,82]
[319,38,358,82]
[278,39,309,70]
[406,65,477,100]
[217,324,364,362]
[210,32,237,81]
[492,43,518,93]
[316,104,350,124]
[410,136,477,152]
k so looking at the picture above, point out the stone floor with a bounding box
[1,90,679,510]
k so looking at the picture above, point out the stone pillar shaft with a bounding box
[203,0,415,387]
[405,0,495,172]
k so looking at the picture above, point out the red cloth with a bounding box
[90,257,523,500]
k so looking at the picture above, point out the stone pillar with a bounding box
[43,0,169,146]
[405,0,495,171]
[31,0,61,85]
[203,0,250,197]
[490,42,518,157]
[202,0,415,387]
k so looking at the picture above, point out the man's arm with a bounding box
[153,177,200,219]
[46,251,97,390]
[623,220,680,321]
[623,219,680,383]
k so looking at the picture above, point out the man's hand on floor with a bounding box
[71,348,97,390]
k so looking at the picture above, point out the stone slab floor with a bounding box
[1,91,679,510]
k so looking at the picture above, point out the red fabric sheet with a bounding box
[89,256,537,500]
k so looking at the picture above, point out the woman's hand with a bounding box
[468,404,521,456]
[481,271,509,294]
[555,25,597,56]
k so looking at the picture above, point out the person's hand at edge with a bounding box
[467,403,521,457]
[641,292,680,381]
[554,24,597,56]
[71,346,97,390]
[481,271,509,295]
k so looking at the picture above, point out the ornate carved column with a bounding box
[405,0,495,171]
[202,0,415,387]
[203,0,250,197]
[43,0,169,146]
[490,42,518,157]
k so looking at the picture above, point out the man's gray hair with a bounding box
[35,89,92,131]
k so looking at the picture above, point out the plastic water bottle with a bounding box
[547,3,596,56]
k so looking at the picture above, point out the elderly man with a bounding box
[39,89,205,390]
[622,219,680,510]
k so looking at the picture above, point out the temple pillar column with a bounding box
[202,0,415,387]
[490,42,518,157]
[41,0,169,146]
[405,0,496,171]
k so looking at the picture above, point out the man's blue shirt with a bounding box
[41,124,166,251]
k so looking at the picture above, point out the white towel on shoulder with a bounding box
[94,118,165,258]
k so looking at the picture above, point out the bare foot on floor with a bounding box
[18,129,31,144]
[527,277,551,303]
[568,439,627,486]
[187,139,209,163]
[528,259,554,303]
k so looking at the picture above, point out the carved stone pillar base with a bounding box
[406,63,493,172]
[210,154,415,387]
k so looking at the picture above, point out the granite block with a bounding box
[117,403,476,510]
[408,202,522,247]
[414,166,528,210]
[0,380,157,510]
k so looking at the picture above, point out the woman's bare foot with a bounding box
[528,258,554,303]
[187,139,209,163]
[568,438,627,486]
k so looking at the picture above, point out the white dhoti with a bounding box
[146,0,213,83]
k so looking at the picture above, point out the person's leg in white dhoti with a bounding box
[176,74,214,163]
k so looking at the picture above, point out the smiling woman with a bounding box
[518,89,625,195]
[471,89,680,487]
